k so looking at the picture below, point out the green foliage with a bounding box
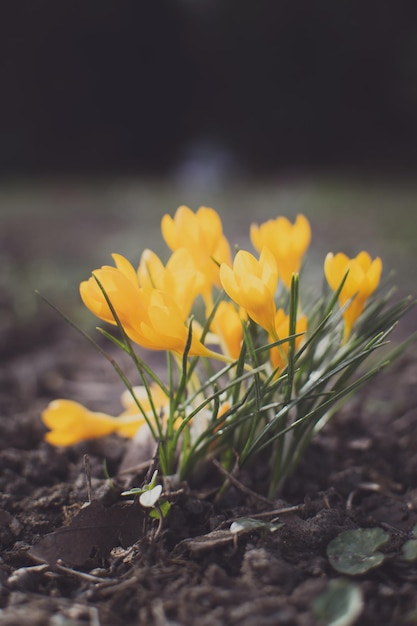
[401,523,417,562]
[96,275,414,497]
[40,205,416,498]
[327,528,389,575]
[312,578,364,626]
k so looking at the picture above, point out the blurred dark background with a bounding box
[1,0,417,179]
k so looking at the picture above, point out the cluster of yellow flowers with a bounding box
[42,206,382,447]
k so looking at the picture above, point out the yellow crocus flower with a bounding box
[42,384,169,446]
[250,214,311,288]
[135,288,222,357]
[324,251,382,343]
[138,248,205,318]
[80,254,224,358]
[219,248,279,337]
[269,309,307,372]
[161,205,232,301]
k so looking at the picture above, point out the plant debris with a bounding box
[29,499,145,567]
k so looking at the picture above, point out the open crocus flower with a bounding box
[250,214,311,288]
[138,248,205,319]
[135,288,230,358]
[161,205,232,303]
[42,384,169,446]
[80,254,224,358]
[219,247,279,337]
[324,251,383,343]
[269,309,308,372]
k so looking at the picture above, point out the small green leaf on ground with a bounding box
[313,578,363,626]
[401,525,417,562]
[327,527,389,575]
[402,538,417,562]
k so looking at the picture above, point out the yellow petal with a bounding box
[80,264,145,328]
[220,249,278,335]
[259,247,279,296]
[161,205,231,294]
[250,214,311,288]
[42,398,148,446]
[210,301,245,360]
[114,416,147,438]
[269,311,307,372]
[325,251,383,342]
[324,252,349,292]
[112,253,139,285]
[219,263,240,301]
[197,206,224,241]
[42,400,121,446]
[364,256,383,295]
[134,290,215,357]
[138,249,165,289]
[120,384,168,414]
[292,214,312,256]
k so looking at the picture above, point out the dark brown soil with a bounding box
[0,298,417,626]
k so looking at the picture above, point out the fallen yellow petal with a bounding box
[42,399,145,446]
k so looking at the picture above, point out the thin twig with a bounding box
[212,458,274,507]
[55,561,111,583]
[144,440,160,484]
[248,503,305,518]
[213,503,305,532]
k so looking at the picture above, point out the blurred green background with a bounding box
[1,176,415,340]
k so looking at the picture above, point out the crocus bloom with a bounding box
[219,248,279,337]
[135,288,218,356]
[80,254,223,358]
[138,248,205,319]
[42,384,169,446]
[269,309,307,372]
[324,251,382,343]
[250,214,311,288]
[161,206,232,302]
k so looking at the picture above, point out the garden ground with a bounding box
[0,177,416,625]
